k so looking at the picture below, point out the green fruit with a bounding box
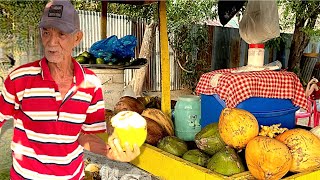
[194,122,226,155]
[96,58,104,64]
[206,147,245,176]
[157,136,188,157]
[81,51,91,58]
[75,56,87,64]
[182,149,210,167]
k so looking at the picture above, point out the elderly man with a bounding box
[0,0,140,179]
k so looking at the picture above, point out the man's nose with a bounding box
[47,34,58,45]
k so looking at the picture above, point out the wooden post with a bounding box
[101,1,108,39]
[158,1,171,116]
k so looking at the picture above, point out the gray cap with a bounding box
[39,0,80,34]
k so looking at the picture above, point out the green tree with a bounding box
[105,0,217,90]
[280,0,320,74]
[0,1,46,53]
[166,0,216,90]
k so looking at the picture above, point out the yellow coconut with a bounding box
[246,136,292,180]
[276,128,320,173]
[110,111,147,150]
[218,108,259,149]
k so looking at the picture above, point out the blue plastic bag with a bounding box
[89,35,137,63]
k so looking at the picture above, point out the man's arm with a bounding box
[78,133,109,156]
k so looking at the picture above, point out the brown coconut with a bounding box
[105,109,115,135]
[114,96,145,114]
[144,116,167,146]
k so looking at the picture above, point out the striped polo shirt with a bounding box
[0,57,106,180]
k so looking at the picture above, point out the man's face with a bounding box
[41,28,81,63]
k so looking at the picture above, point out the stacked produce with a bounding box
[100,96,320,179]
[74,51,147,66]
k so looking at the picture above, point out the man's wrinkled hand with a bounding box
[106,133,141,162]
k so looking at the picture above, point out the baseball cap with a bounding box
[39,0,80,34]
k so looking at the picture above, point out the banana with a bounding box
[141,108,174,136]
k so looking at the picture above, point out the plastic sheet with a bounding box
[239,0,280,44]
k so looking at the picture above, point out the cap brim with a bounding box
[39,19,75,34]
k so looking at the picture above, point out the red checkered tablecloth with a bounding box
[196,69,308,110]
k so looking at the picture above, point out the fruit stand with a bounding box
[94,1,320,180]
[131,144,320,180]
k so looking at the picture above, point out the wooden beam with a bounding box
[158,1,171,116]
[101,1,108,39]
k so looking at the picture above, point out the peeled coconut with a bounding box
[111,111,147,149]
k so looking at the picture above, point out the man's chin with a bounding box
[46,56,63,63]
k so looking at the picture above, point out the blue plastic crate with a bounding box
[200,94,299,129]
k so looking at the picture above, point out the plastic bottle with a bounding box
[247,44,265,67]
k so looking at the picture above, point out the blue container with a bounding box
[200,94,299,129]
[174,95,201,141]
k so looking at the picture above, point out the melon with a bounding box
[110,111,147,150]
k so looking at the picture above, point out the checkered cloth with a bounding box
[196,69,308,110]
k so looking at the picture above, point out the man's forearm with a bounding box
[78,133,109,156]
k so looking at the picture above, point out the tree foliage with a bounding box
[0,1,46,52]
[166,0,216,90]
[279,0,320,74]
[105,0,217,90]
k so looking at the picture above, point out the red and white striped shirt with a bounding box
[0,57,106,180]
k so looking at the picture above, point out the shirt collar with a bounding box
[39,57,85,87]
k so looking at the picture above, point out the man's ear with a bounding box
[73,31,83,48]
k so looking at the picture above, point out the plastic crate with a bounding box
[200,94,299,129]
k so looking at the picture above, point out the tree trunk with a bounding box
[287,24,310,72]
[130,21,156,97]
[287,1,319,72]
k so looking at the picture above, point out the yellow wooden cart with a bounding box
[100,1,320,179]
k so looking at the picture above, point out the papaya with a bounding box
[157,136,188,157]
[207,146,245,176]
[182,149,210,167]
[195,122,226,155]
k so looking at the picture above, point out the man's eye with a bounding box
[59,33,67,37]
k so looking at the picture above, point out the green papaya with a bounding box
[194,122,226,155]
[182,149,210,167]
[157,136,188,157]
[206,146,245,176]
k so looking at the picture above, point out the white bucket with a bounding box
[91,68,124,110]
